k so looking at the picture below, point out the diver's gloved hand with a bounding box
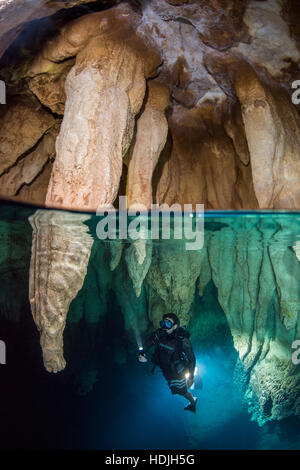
[138,354,148,363]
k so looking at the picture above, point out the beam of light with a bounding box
[128,311,143,350]
[196,363,206,377]
[190,363,205,390]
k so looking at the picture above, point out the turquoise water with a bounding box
[0,200,300,450]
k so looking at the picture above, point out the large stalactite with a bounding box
[1,0,300,210]
[29,209,93,372]
[26,5,161,211]
[234,64,300,209]
[127,80,170,210]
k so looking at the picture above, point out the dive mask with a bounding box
[160,319,173,330]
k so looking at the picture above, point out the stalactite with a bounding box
[234,65,300,209]
[29,209,93,372]
[127,81,170,210]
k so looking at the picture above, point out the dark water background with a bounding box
[1,201,300,450]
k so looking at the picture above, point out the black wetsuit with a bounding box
[143,327,196,395]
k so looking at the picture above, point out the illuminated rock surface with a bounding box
[0,0,299,209]
[127,81,170,210]
[234,65,300,209]
[29,209,93,372]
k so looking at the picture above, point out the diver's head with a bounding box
[160,313,179,334]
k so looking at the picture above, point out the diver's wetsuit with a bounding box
[143,327,196,396]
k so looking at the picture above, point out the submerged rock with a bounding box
[29,209,93,372]
[1,207,296,422]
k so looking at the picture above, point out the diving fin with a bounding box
[184,398,197,413]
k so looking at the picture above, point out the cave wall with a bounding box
[0,0,299,210]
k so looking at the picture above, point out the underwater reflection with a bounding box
[1,202,300,448]
[29,209,93,372]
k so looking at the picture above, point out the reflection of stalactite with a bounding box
[146,241,205,325]
[125,228,152,298]
[29,209,93,372]
[137,218,300,422]
[206,219,300,422]
[109,241,123,272]
[24,206,300,417]
[112,254,149,343]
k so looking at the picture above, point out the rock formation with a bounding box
[0,96,55,173]
[0,0,95,58]
[0,0,299,209]
[29,209,93,372]
[25,5,161,211]
[0,123,59,198]
[234,64,300,209]
[1,0,300,426]
[125,235,152,298]
[127,81,170,210]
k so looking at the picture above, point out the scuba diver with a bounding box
[138,313,197,412]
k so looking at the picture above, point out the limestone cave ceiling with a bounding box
[0,0,300,210]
